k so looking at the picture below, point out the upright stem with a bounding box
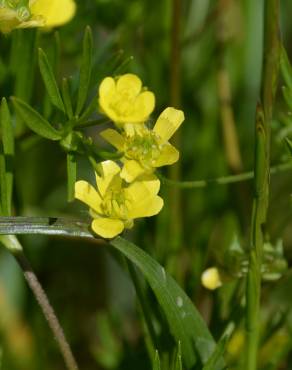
[246,1,280,369]
[169,0,182,255]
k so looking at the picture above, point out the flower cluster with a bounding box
[0,0,76,33]
[75,73,184,238]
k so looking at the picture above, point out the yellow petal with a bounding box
[125,177,161,202]
[128,195,164,219]
[100,128,125,151]
[99,77,116,100]
[30,0,76,27]
[153,143,179,167]
[120,160,145,183]
[132,91,155,121]
[116,74,142,96]
[153,107,184,142]
[75,180,102,214]
[91,218,124,238]
[95,160,121,196]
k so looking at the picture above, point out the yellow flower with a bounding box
[98,74,155,126]
[75,160,163,238]
[201,267,222,290]
[100,107,185,182]
[0,0,76,33]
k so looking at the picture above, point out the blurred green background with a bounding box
[1,0,292,369]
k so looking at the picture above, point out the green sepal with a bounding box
[67,153,77,202]
[11,97,62,141]
[76,26,93,116]
[38,48,65,113]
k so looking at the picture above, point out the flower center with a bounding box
[101,189,130,220]
[125,130,162,169]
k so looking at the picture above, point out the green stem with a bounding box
[158,161,292,189]
[246,1,280,369]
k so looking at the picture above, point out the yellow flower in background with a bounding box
[100,107,185,182]
[0,0,76,33]
[75,160,163,238]
[98,74,155,126]
[30,0,76,28]
[201,267,222,290]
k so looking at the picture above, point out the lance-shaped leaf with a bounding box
[11,97,62,141]
[153,351,161,370]
[76,26,93,116]
[38,48,65,113]
[286,137,292,155]
[0,98,14,216]
[110,237,225,370]
[280,45,292,91]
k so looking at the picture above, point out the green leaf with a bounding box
[0,99,14,216]
[172,342,183,370]
[76,26,93,116]
[282,86,292,111]
[0,98,14,156]
[67,153,77,202]
[62,78,74,119]
[38,48,65,113]
[280,45,292,91]
[286,138,292,155]
[0,153,7,216]
[110,237,225,370]
[11,97,62,141]
[153,351,161,370]
[202,335,228,370]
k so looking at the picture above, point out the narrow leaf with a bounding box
[62,78,74,119]
[0,98,14,155]
[67,153,77,202]
[0,99,14,216]
[281,45,292,91]
[282,86,292,111]
[38,48,65,113]
[172,342,183,370]
[0,152,7,216]
[202,336,228,370]
[76,26,93,116]
[11,97,62,141]
[286,138,292,155]
[110,237,225,370]
[153,351,161,370]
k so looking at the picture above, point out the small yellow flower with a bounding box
[0,0,76,33]
[201,267,222,290]
[98,74,155,126]
[75,160,163,238]
[100,107,185,182]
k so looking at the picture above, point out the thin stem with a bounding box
[14,251,79,370]
[246,1,280,369]
[158,161,292,189]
